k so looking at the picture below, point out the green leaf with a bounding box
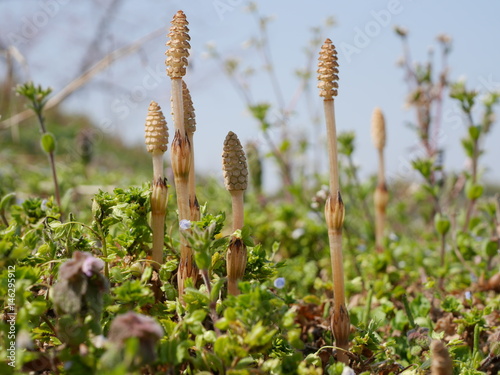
[411,158,433,180]
[468,125,481,141]
[461,138,474,158]
[40,133,56,153]
[248,103,271,123]
[465,181,483,200]
[482,240,499,258]
[441,296,463,313]
[434,213,451,236]
[0,193,15,211]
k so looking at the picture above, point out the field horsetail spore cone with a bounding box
[144,101,169,268]
[183,80,200,222]
[371,107,388,252]
[166,10,197,296]
[318,38,350,364]
[222,131,248,295]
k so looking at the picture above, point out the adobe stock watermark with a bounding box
[109,62,166,121]
[212,0,244,21]
[6,265,16,368]
[71,62,168,159]
[477,74,500,93]
[6,0,69,46]
[339,0,411,63]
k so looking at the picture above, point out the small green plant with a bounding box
[16,82,62,211]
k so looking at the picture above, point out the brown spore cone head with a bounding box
[371,107,386,150]
[145,101,169,153]
[166,10,190,78]
[182,80,196,134]
[222,131,248,191]
[317,38,339,99]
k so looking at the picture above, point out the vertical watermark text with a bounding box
[6,265,16,368]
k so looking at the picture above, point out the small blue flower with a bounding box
[274,277,285,289]
[41,199,48,211]
[465,291,472,301]
[179,219,191,230]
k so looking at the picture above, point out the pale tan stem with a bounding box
[171,130,196,297]
[374,190,386,251]
[231,190,245,232]
[328,223,350,364]
[324,99,339,194]
[227,237,247,296]
[329,228,346,305]
[375,208,385,250]
[374,148,388,251]
[150,178,168,269]
[175,175,198,296]
[152,152,164,180]
[227,190,245,295]
[377,149,385,186]
[151,213,166,266]
[175,178,191,226]
[171,78,185,135]
[187,132,200,221]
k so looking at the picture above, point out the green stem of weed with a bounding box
[401,294,415,329]
[34,103,62,211]
[363,285,374,327]
[473,323,480,357]
[97,224,109,279]
[438,233,446,289]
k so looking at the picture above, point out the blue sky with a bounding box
[2,0,500,190]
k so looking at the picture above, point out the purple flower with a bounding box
[82,255,105,277]
[108,312,164,364]
[59,251,104,280]
[274,277,285,289]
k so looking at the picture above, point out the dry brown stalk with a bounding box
[144,101,169,268]
[222,131,248,295]
[430,340,453,375]
[371,107,388,252]
[166,10,197,296]
[318,38,350,364]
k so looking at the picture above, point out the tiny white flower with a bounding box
[341,366,355,375]
[41,199,48,211]
[91,335,108,348]
[389,233,398,241]
[291,228,305,239]
[179,219,191,230]
[316,189,327,200]
[205,41,216,50]
[16,330,33,350]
